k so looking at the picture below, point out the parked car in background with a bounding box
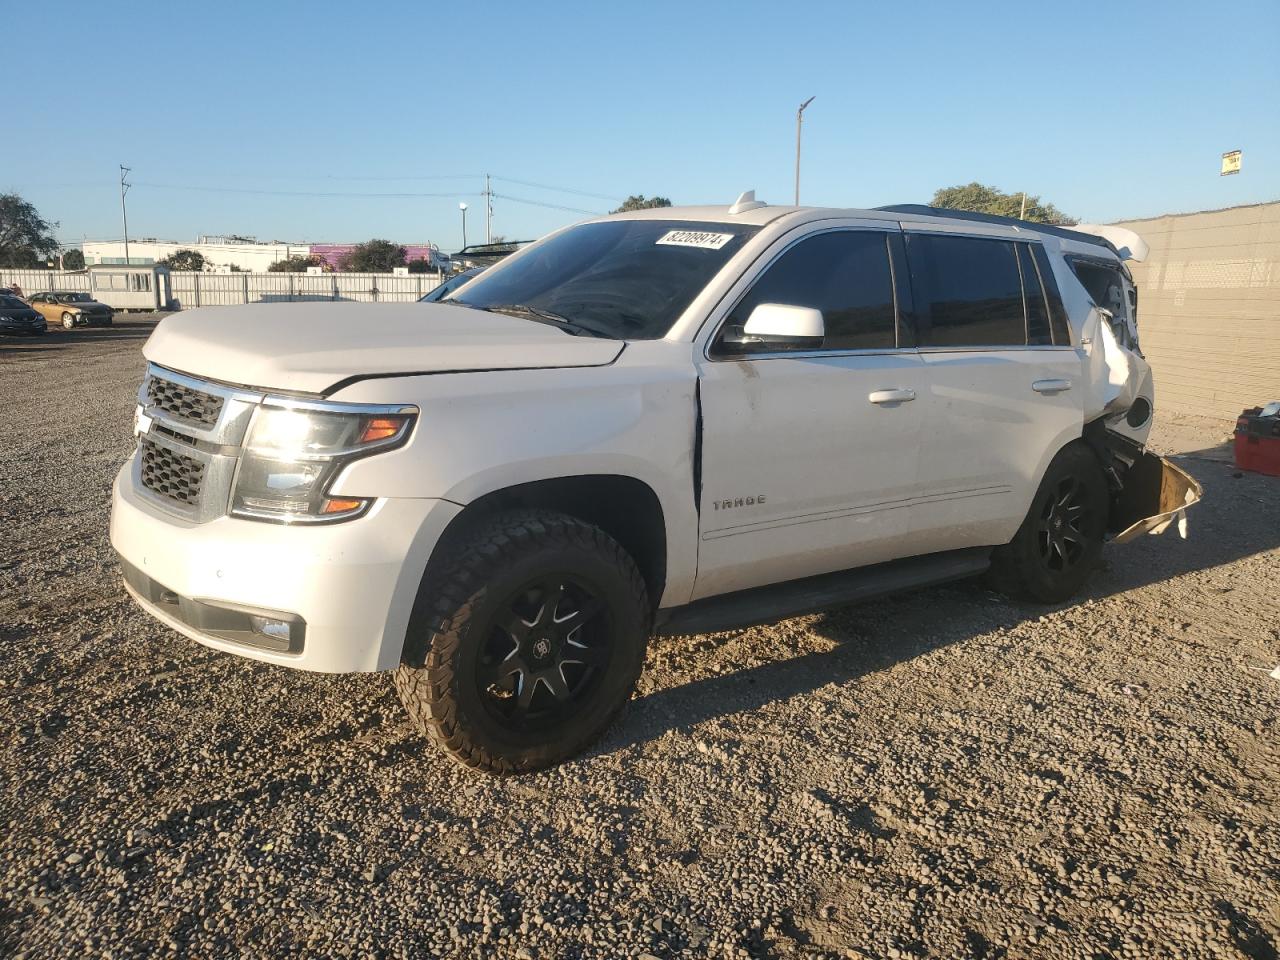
[29,292,114,329]
[418,267,483,303]
[449,241,531,271]
[0,294,46,336]
[111,193,1199,774]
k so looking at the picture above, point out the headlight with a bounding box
[230,401,416,523]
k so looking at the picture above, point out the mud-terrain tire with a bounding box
[395,510,650,774]
[990,443,1109,603]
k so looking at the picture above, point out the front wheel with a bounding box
[62,312,76,330]
[990,443,1109,603]
[395,510,650,774]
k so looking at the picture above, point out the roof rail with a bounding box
[875,204,1114,253]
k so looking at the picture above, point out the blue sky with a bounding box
[7,0,1278,251]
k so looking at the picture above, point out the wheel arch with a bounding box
[425,474,668,613]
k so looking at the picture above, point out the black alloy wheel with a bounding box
[1035,475,1094,573]
[477,574,612,730]
[395,510,650,774]
[990,443,1109,603]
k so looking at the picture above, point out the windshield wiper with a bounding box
[464,303,616,338]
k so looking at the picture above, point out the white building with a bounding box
[83,236,312,273]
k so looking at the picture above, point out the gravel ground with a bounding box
[2,318,1278,960]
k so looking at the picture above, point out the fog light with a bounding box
[250,616,293,642]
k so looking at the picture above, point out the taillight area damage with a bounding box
[1062,223,1201,544]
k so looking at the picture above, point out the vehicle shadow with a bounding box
[0,338,66,358]
[598,457,1279,755]
[0,323,158,356]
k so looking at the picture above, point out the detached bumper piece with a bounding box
[120,559,305,655]
[1111,453,1203,544]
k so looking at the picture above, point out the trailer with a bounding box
[88,264,172,311]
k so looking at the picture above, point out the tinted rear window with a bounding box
[906,234,1026,347]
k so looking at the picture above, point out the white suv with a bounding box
[110,194,1198,773]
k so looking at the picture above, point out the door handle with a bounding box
[1032,379,1072,395]
[868,388,916,405]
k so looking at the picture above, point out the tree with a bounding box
[61,249,85,270]
[341,239,406,272]
[929,183,1072,224]
[159,249,207,271]
[406,258,435,274]
[0,193,59,267]
[268,253,325,273]
[610,195,672,214]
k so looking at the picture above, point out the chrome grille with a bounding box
[139,437,206,507]
[146,374,225,426]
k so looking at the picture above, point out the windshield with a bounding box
[59,293,92,302]
[0,295,26,309]
[420,269,480,302]
[447,219,758,339]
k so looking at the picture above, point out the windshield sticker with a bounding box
[655,230,735,250]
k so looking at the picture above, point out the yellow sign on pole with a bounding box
[1221,150,1242,176]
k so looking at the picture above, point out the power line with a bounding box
[491,176,623,203]
[134,181,486,199]
[123,180,604,214]
[492,192,603,216]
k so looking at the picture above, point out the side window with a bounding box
[1017,244,1052,345]
[907,234,1026,347]
[1031,245,1072,346]
[713,230,896,355]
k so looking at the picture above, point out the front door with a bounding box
[693,226,928,600]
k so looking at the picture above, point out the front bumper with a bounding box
[110,462,460,672]
[0,319,46,334]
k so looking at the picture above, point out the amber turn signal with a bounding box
[359,416,406,444]
[321,497,366,515]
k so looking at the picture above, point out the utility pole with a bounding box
[459,202,469,249]
[1019,192,1028,220]
[484,174,493,244]
[119,165,132,265]
[794,96,815,206]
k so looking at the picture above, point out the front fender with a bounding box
[324,364,702,605]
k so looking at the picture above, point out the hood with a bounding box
[143,302,626,395]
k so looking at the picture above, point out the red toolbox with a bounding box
[1234,403,1280,477]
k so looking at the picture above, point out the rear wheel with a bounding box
[62,312,76,330]
[395,510,650,774]
[990,443,1109,603]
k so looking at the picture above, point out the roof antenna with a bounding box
[729,190,767,215]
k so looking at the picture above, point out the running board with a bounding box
[654,547,992,636]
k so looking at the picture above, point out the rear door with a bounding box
[902,230,1085,549]
[692,223,929,600]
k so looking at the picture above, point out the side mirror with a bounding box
[742,303,824,347]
